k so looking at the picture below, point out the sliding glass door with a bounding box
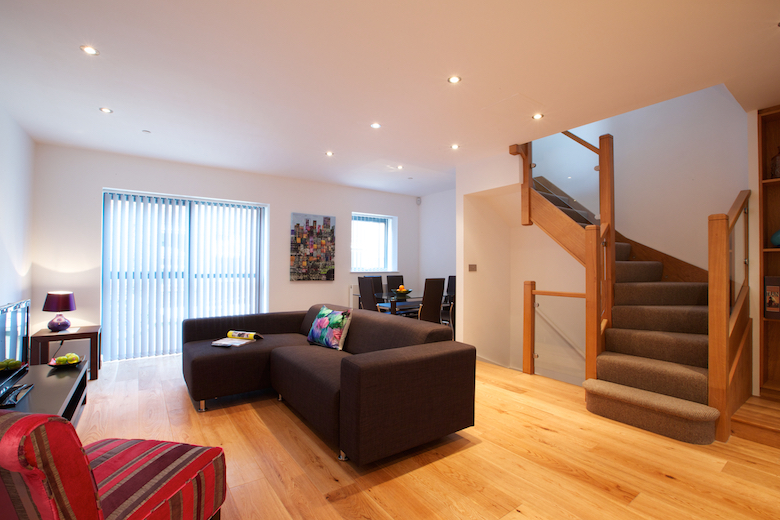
[101,192,264,361]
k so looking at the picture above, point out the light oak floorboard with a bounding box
[75,357,780,519]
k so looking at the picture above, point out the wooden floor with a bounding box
[76,355,780,520]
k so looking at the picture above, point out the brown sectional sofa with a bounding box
[182,304,476,465]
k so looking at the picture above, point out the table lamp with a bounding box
[43,291,76,332]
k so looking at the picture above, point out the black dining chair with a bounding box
[418,278,445,323]
[387,275,404,291]
[366,275,384,301]
[441,275,455,324]
[358,276,381,312]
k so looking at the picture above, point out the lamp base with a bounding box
[48,314,71,332]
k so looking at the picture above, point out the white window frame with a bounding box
[351,212,398,273]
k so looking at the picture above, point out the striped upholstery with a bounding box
[0,410,225,520]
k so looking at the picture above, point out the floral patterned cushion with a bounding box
[307,306,352,350]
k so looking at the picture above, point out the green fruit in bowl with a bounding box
[56,355,68,365]
[66,353,80,364]
[0,360,8,370]
[7,360,22,370]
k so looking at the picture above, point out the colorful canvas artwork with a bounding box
[290,213,335,281]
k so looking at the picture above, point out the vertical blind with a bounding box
[101,192,262,361]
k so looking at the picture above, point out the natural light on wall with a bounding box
[101,191,265,361]
[351,213,398,272]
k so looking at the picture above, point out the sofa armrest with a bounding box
[339,341,476,465]
[182,311,307,343]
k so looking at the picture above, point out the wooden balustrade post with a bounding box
[523,281,536,374]
[708,214,730,442]
[599,134,615,327]
[510,143,533,226]
[585,226,602,380]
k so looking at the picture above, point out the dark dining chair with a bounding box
[441,275,456,324]
[358,276,381,312]
[366,275,384,301]
[418,278,445,323]
[387,275,404,291]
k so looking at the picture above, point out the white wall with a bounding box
[535,85,749,269]
[29,144,420,330]
[419,189,456,282]
[0,110,33,305]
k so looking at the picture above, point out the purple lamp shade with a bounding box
[43,291,76,332]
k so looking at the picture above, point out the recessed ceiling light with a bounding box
[451,144,459,150]
[80,45,99,56]
[99,107,113,113]
[326,151,333,156]
[408,177,413,180]
[142,130,151,133]
[370,123,381,129]
[448,76,461,84]
[398,165,403,169]
[532,113,544,120]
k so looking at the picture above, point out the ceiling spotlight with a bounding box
[448,76,461,84]
[99,107,113,113]
[532,113,544,120]
[398,165,403,170]
[142,130,151,133]
[370,123,381,129]
[326,151,333,156]
[451,144,459,150]
[80,45,99,56]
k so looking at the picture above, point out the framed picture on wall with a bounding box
[290,213,335,281]
[765,276,780,320]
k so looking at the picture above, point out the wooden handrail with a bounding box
[532,290,585,298]
[562,131,600,154]
[726,190,750,234]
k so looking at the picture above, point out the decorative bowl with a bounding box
[391,289,411,300]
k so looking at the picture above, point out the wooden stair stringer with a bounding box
[529,189,586,266]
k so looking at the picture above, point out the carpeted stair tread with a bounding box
[605,328,708,368]
[615,242,631,261]
[612,305,708,335]
[615,282,708,306]
[616,260,663,283]
[583,379,719,444]
[596,352,708,404]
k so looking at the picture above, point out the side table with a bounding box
[30,326,101,380]
[12,342,90,427]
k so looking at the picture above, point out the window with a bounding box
[351,213,397,272]
[101,191,266,361]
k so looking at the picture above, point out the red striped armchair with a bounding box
[0,410,225,520]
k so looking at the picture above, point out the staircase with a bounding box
[582,242,721,444]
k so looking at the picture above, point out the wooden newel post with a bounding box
[510,143,533,226]
[708,214,730,442]
[585,226,601,380]
[599,134,615,328]
[523,281,536,374]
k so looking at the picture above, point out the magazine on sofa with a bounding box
[211,330,263,347]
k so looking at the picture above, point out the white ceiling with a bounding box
[1,1,779,197]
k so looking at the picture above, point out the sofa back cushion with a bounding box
[343,309,453,354]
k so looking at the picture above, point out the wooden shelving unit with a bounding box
[759,105,780,397]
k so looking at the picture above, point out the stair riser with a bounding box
[597,356,708,404]
[584,392,717,445]
[615,243,631,262]
[614,283,708,306]
[605,329,708,368]
[616,261,664,283]
[612,306,708,335]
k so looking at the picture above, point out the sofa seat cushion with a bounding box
[183,333,308,401]
[270,346,352,445]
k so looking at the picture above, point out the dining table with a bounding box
[376,295,422,315]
